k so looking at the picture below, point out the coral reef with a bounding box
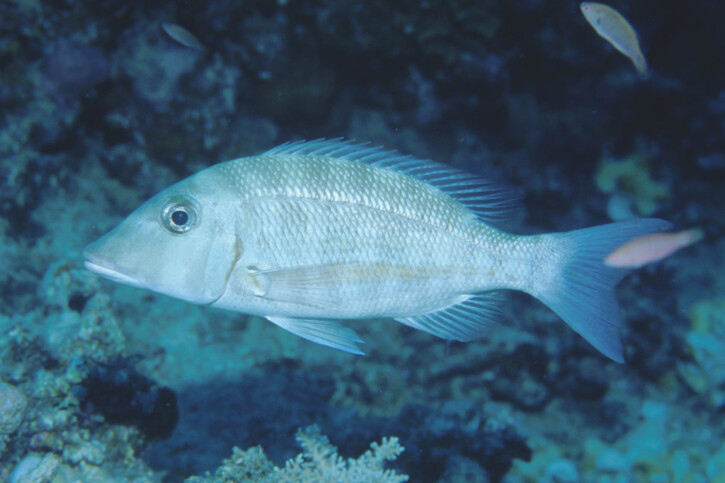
[0,0,723,481]
[595,150,670,221]
[515,399,725,482]
[677,298,725,409]
[143,361,530,481]
[0,381,27,455]
[187,425,407,483]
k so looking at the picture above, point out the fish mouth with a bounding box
[83,249,146,289]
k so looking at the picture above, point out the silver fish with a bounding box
[580,2,648,79]
[83,140,672,362]
[161,22,205,52]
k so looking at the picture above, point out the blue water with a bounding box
[1,1,723,481]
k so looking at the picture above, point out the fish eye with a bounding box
[160,198,198,233]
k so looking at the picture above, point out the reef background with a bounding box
[1,0,724,481]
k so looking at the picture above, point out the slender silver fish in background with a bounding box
[83,140,672,362]
[161,22,205,51]
[580,2,648,79]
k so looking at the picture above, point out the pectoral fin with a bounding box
[248,263,365,309]
[265,315,365,355]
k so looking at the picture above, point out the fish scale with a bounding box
[236,196,478,314]
[83,139,672,361]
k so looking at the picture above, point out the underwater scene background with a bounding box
[1,0,724,481]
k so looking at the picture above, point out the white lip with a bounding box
[83,257,146,289]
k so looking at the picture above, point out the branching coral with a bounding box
[187,425,408,483]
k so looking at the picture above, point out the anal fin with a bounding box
[265,315,365,355]
[396,292,502,341]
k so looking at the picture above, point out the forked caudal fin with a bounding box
[537,218,673,363]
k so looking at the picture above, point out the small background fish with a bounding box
[581,2,648,78]
[605,228,703,268]
[162,22,205,51]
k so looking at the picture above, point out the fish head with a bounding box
[83,168,239,304]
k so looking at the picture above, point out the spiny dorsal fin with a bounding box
[263,139,519,227]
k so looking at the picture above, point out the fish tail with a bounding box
[537,218,672,363]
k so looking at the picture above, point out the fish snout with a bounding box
[82,241,146,288]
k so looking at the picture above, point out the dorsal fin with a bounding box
[263,139,520,227]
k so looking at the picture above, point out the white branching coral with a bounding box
[186,424,408,483]
[278,425,408,482]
